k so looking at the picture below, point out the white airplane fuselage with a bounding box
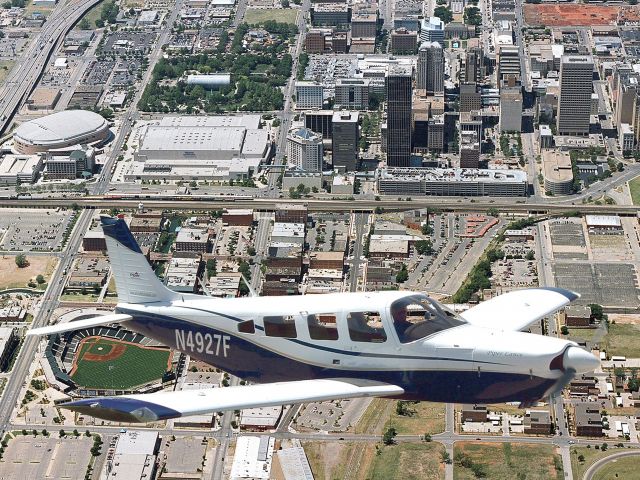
[115,290,578,404]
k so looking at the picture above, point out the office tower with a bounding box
[459,82,481,113]
[557,55,594,136]
[335,78,370,110]
[332,111,359,171]
[419,16,445,43]
[497,45,520,83]
[286,127,324,172]
[463,47,483,84]
[386,66,413,167]
[499,85,523,133]
[459,131,480,168]
[416,42,444,95]
[427,115,444,152]
[295,81,323,110]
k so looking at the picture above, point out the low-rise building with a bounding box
[461,404,488,423]
[230,436,275,480]
[569,374,598,396]
[175,228,210,253]
[222,209,254,226]
[83,230,107,252]
[165,256,202,293]
[574,402,603,437]
[563,305,592,327]
[542,150,573,195]
[309,251,344,269]
[240,406,283,431]
[102,430,159,480]
[0,327,18,372]
[67,256,109,291]
[0,154,43,185]
[524,410,552,434]
[207,272,241,297]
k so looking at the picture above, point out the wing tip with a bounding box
[539,287,580,302]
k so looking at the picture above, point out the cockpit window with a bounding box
[391,295,466,343]
[347,311,387,343]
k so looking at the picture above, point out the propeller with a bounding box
[547,341,602,398]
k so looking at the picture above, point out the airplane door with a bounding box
[435,346,476,370]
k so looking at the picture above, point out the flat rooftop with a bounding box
[542,150,573,183]
[379,167,528,183]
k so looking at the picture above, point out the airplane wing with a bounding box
[459,287,579,331]
[59,379,404,423]
[27,314,133,336]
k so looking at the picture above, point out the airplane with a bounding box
[28,216,599,423]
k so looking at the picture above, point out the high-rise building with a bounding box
[390,28,418,54]
[335,78,370,109]
[499,85,523,133]
[459,131,480,168]
[497,45,521,82]
[295,81,323,110]
[416,42,444,95]
[286,127,324,172]
[557,55,594,136]
[427,115,444,152]
[459,110,483,144]
[332,111,359,171]
[386,66,413,167]
[463,47,483,84]
[419,17,445,43]
[303,110,333,139]
[459,83,481,113]
[351,13,377,38]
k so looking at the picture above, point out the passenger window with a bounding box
[238,320,255,334]
[307,313,339,341]
[264,315,297,338]
[347,311,387,343]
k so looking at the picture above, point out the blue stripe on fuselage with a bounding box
[117,308,555,404]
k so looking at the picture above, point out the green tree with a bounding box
[59,429,65,437]
[382,427,397,445]
[561,326,569,335]
[396,264,409,283]
[15,254,28,268]
[525,250,535,261]
[434,6,453,23]
[589,304,604,320]
[415,240,433,255]
[36,274,45,284]
[78,18,91,30]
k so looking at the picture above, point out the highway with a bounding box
[0,0,104,135]
[3,196,639,215]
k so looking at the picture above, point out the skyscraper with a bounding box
[557,55,594,136]
[463,46,483,84]
[416,42,444,95]
[332,111,359,171]
[386,66,413,167]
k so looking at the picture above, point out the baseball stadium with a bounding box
[44,316,179,397]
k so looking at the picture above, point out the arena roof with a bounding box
[14,110,108,146]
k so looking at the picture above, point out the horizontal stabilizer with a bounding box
[27,314,133,336]
[60,378,404,423]
[460,287,579,331]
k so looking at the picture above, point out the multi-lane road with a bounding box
[0,0,103,135]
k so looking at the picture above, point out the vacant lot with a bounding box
[303,442,376,480]
[570,446,634,480]
[630,176,640,205]
[367,442,445,480]
[71,337,170,389]
[454,442,563,480]
[0,256,56,290]
[244,8,298,24]
[385,401,446,435]
[354,398,394,434]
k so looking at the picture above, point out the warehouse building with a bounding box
[128,115,270,181]
[377,168,528,196]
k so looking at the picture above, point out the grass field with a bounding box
[0,61,15,85]
[601,323,640,358]
[367,442,445,480]
[354,398,394,434]
[0,256,57,290]
[384,401,446,435]
[303,442,376,480]
[71,338,170,389]
[244,8,298,24]
[630,176,640,205]
[592,454,640,480]
[76,0,104,29]
[454,442,563,480]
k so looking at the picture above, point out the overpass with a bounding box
[2,197,639,215]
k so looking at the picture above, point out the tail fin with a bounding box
[101,216,179,304]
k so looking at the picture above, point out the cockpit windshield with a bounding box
[391,294,466,343]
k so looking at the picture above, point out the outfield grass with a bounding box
[629,176,640,205]
[244,8,298,24]
[367,442,444,480]
[384,401,446,435]
[570,446,625,480]
[454,442,562,480]
[71,338,170,389]
[592,454,640,480]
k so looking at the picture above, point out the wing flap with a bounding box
[27,314,133,336]
[60,378,404,423]
[460,287,579,331]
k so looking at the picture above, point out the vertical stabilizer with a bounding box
[101,216,179,304]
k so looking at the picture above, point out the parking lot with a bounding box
[0,209,75,251]
[549,219,588,260]
[0,435,93,479]
[296,398,370,432]
[553,262,639,308]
